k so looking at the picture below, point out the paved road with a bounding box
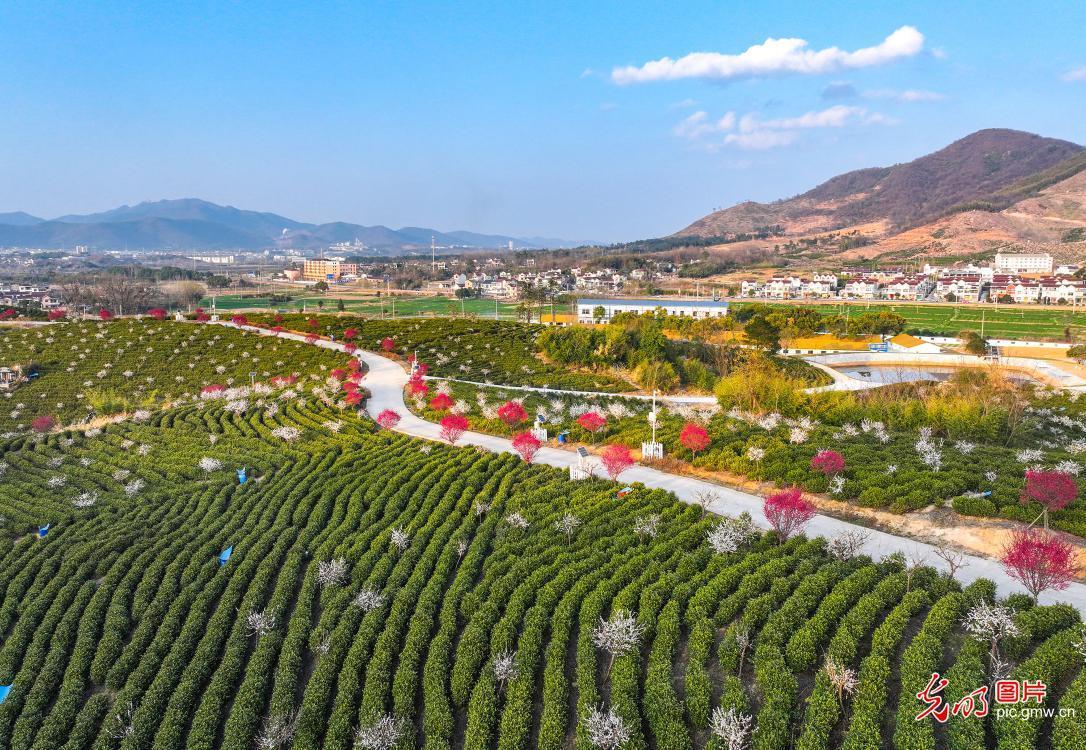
[227,323,1086,610]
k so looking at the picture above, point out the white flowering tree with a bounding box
[709,707,752,750]
[593,609,645,677]
[317,557,349,588]
[583,704,631,750]
[555,513,581,546]
[492,650,519,692]
[353,714,405,750]
[963,601,1019,668]
[706,514,755,555]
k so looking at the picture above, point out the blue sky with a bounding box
[1,1,1084,241]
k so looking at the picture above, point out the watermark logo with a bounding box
[915,673,1065,723]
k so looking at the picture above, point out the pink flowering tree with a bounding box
[763,487,816,543]
[31,415,56,433]
[429,393,454,412]
[148,308,167,321]
[343,328,358,341]
[1021,469,1077,530]
[0,309,15,320]
[600,444,635,481]
[497,400,528,427]
[344,391,364,407]
[512,432,543,463]
[98,308,113,320]
[376,409,401,429]
[304,333,319,345]
[47,309,67,321]
[407,378,429,398]
[194,308,210,322]
[440,414,470,444]
[344,342,358,354]
[381,337,396,353]
[811,450,845,477]
[1001,528,1080,602]
[679,423,711,459]
[231,314,249,326]
[576,411,607,441]
[307,318,319,330]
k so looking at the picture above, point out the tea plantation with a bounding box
[0,386,1084,748]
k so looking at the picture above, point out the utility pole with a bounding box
[431,236,436,273]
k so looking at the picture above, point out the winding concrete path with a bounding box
[228,323,1086,610]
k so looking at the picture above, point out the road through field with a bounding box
[226,322,1086,610]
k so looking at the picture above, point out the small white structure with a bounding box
[641,392,664,459]
[569,446,593,480]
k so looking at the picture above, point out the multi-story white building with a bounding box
[577,298,728,323]
[935,274,983,302]
[841,277,881,299]
[994,252,1053,275]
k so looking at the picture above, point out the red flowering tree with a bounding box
[231,314,248,326]
[440,414,470,444]
[512,431,542,463]
[343,328,358,340]
[376,409,401,429]
[763,487,816,543]
[576,411,607,439]
[194,308,210,322]
[330,368,347,381]
[380,337,396,353]
[429,393,454,412]
[679,423,711,458]
[273,313,284,324]
[47,309,67,321]
[148,308,167,321]
[98,308,113,320]
[497,400,528,427]
[0,309,16,320]
[1001,528,1079,602]
[347,359,362,373]
[1021,469,1077,530]
[344,342,358,354]
[201,384,226,396]
[307,318,319,330]
[600,444,635,481]
[31,415,56,433]
[344,391,364,407]
[304,333,319,345]
[407,378,429,397]
[811,450,845,477]
[342,381,359,394]
[270,325,284,336]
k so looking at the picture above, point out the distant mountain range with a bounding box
[0,199,583,253]
[677,128,1086,262]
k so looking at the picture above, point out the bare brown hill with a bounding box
[678,129,1084,240]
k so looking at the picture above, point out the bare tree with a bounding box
[824,656,858,707]
[733,624,752,676]
[693,489,720,518]
[827,530,870,561]
[933,542,968,581]
[109,700,137,741]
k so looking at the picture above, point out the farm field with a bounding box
[733,301,1086,340]
[0,320,352,434]
[1,394,1084,749]
[244,315,635,392]
[199,293,521,319]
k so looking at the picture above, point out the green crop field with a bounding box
[199,293,520,319]
[734,301,1086,340]
[0,348,1084,746]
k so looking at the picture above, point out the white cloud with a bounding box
[670,98,699,109]
[1062,66,1086,82]
[723,131,798,150]
[673,110,736,139]
[866,88,945,102]
[676,104,893,151]
[612,26,924,84]
[580,68,595,79]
